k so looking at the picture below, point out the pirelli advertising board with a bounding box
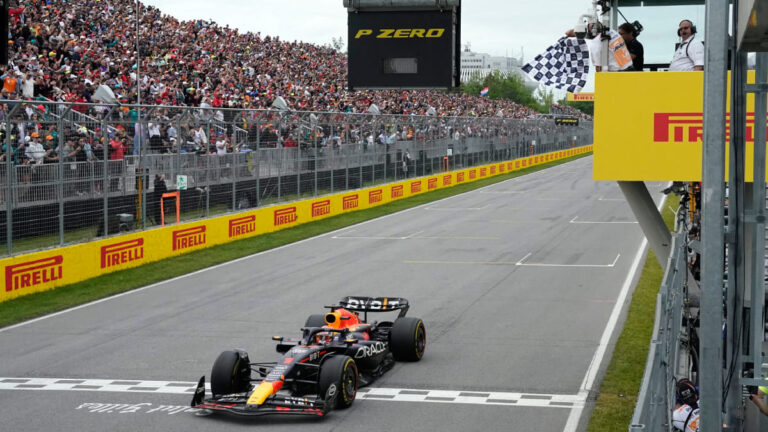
[594,70,766,181]
[0,146,592,302]
[347,10,460,89]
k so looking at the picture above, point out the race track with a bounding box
[0,156,667,432]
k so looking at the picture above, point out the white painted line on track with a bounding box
[561,187,668,432]
[0,377,586,409]
[570,216,638,224]
[0,156,590,334]
[597,195,625,202]
[479,190,526,194]
[424,204,490,211]
[516,253,621,268]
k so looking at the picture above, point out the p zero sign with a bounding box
[347,2,460,90]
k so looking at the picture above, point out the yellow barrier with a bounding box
[0,146,591,302]
[593,71,763,181]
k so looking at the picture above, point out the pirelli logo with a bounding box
[229,215,257,238]
[354,28,446,39]
[457,172,465,182]
[469,169,476,180]
[173,226,207,251]
[343,194,359,210]
[100,238,144,269]
[5,256,63,292]
[274,207,298,226]
[368,189,382,204]
[312,200,331,218]
[480,167,487,177]
[499,164,505,173]
[522,159,528,167]
[534,157,539,163]
[391,185,404,199]
[507,162,513,170]
[515,161,520,169]
[428,178,437,190]
[442,175,452,186]
[490,166,496,175]
[410,181,421,194]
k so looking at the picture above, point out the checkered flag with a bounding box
[522,37,590,93]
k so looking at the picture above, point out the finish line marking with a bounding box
[0,377,585,409]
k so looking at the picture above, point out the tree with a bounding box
[331,36,345,52]
[534,85,555,111]
[459,70,545,113]
[557,97,594,116]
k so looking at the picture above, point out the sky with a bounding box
[141,0,707,92]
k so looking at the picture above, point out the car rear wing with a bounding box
[334,296,410,317]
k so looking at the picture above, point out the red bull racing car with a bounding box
[191,296,426,417]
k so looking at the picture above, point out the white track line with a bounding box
[570,216,638,224]
[561,187,668,432]
[0,377,586,409]
[0,156,589,334]
[424,204,490,211]
[516,253,620,268]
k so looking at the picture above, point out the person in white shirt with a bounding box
[26,135,45,164]
[670,20,704,71]
[215,133,228,155]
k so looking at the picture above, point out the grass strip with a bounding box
[0,153,591,328]
[586,192,681,432]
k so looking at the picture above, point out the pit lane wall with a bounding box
[0,146,591,302]
[593,70,765,182]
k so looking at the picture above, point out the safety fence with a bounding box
[0,101,592,256]
[630,231,688,432]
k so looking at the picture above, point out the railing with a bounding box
[0,100,593,256]
[630,231,688,432]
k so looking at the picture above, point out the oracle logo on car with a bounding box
[5,256,63,292]
[100,238,144,269]
[456,172,465,182]
[229,215,257,238]
[274,207,298,226]
[369,189,383,204]
[391,185,403,198]
[427,178,437,190]
[312,200,331,218]
[410,181,421,194]
[442,175,452,186]
[469,169,476,180]
[172,226,207,251]
[343,194,359,210]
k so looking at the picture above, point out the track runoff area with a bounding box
[0,156,666,432]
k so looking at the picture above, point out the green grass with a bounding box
[585,192,681,432]
[0,153,591,328]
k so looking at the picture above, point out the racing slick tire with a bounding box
[305,314,327,328]
[390,317,426,362]
[211,350,251,397]
[319,355,358,410]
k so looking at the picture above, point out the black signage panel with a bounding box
[348,10,459,89]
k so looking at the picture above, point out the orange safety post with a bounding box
[442,156,449,172]
[160,191,180,226]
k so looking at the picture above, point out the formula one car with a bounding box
[191,296,426,417]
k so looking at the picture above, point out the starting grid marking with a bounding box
[0,377,585,409]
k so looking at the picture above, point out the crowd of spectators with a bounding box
[549,104,591,120]
[0,0,541,119]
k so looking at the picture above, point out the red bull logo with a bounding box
[457,172,465,182]
[101,238,144,269]
[469,169,476,180]
[229,215,257,238]
[410,181,421,193]
[274,207,298,226]
[173,226,207,251]
[442,175,452,186]
[391,185,403,198]
[312,200,331,218]
[343,194,359,210]
[6,256,63,292]
[428,178,437,190]
[369,189,383,204]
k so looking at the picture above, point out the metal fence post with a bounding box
[57,113,64,246]
[5,104,19,254]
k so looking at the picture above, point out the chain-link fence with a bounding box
[0,100,593,256]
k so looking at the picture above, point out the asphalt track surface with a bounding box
[0,156,667,432]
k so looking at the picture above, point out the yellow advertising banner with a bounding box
[1,146,591,302]
[567,92,595,102]
[593,70,765,181]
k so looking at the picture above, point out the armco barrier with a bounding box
[0,146,591,301]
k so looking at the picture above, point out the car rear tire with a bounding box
[390,317,426,361]
[305,314,326,328]
[319,355,358,409]
[211,350,251,396]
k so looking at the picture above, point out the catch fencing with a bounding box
[630,230,689,431]
[0,100,592,256]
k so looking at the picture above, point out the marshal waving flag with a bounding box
[522,37,590,93]
[480,86,489,96]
